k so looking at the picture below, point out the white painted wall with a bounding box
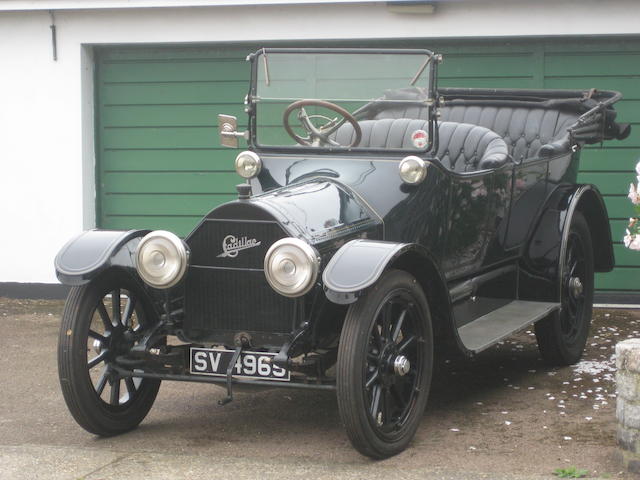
[1,0,639,283]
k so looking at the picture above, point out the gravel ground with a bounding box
[0,297,637,479]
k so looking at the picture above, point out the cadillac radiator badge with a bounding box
[217,235,261,258]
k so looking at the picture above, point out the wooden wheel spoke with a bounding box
[382,388,393,425]
[370,384,382,416]
[122,296,137,328]
[398,335,416,353]
[371,324,383,348]
[365,370,379,389]
[392,308,407,342]
[95,366,109,396]
[125,377,137,396]
[88,350,108,369]
[112,289,121,326]
[382,302,393,338]
[88,329,107,343]
[96,301,113,331]
[391,383,407,408]
[110,378,121,405]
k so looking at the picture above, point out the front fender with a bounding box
[54,230,149,286]
[322,240,409,304]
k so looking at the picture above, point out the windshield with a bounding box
[252,50,434,152]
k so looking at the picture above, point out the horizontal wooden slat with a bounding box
[578,172,637,195]
[101,126,220,149]
[102,105,247,128]
[613,244,640,267]
[580,148,640,172]
[545,53,640,76]
[101,59,249,83]
[544,77,640,99]
[101,149,240,171]
[597,268,640,291]
[100,82,248,105]
[102,172,238,194]
[103,193,236,216]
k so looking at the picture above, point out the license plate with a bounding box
[189,347,290,382]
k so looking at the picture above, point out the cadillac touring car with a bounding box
[55,48,630,458]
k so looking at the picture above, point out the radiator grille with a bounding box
[184,218,294,334]
[185,267,294,333]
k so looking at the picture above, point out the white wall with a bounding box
[1,0,639,283]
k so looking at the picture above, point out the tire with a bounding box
[58,270,162,436]
[535,211,594,366]
[336,269,433,459]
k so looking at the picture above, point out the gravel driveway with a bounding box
[0,298,636,479]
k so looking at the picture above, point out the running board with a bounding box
[457,300,560,353]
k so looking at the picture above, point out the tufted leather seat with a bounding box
[333,118,508,172]
[373,104,578,162]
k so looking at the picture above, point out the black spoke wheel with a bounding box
[535,211,594,366]
[58,271,162,436]
[336,269,433,459]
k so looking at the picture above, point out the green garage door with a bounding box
[95,37,640,298]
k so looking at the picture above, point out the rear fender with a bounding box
[54,230,149,286]
[520,184,613,302]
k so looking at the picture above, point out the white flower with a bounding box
[631,235,640,251]
[635,160,640,176]
[625,229,633,247]
[629,183,640,205]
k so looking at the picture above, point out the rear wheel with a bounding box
[535,212,594,365]
[336,269,433,459]
[58,271,162,436]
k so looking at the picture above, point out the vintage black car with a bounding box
[55,48,630,459]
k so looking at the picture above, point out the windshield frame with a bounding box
[246,47,439,156]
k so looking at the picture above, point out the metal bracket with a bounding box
[218,346,243,406]
[273,322,310,368]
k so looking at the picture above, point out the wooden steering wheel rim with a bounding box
[282,99,362,147]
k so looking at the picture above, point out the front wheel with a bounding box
[58,271,162,436]
[535,211,594,366]
[336,269,433,459]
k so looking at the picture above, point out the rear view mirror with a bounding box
[218,114,248,148]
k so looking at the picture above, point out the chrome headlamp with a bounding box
[264,238,320,297]
[399,155,428,184]
[136,231,189,289]
[235,151,262,179]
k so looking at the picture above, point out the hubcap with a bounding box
[393,355,411,376]
[569,276,583,299]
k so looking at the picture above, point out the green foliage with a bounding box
[553,466,589,478]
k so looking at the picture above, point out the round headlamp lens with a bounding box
[399,155,428,184]
[264,238,319,297]
[235,151,262,179]
[136,231,189,289]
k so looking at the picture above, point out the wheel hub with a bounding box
[569,276,583,299]
[393,355,411,376]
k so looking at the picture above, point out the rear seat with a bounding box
[373,103,579,162]
[333,118,508,172]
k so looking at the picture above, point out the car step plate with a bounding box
[457,300,560,353]
[190,347,290,381]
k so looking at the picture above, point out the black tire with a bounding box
[58,271,162,436]
[336,269,433,459]
[535,211,594,366]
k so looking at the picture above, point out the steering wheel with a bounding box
[283,99,362,148]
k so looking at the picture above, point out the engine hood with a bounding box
[252,180,382,246]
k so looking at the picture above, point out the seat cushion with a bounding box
[334,119,508,172]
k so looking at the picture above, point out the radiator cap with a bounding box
[236,183,252,200]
